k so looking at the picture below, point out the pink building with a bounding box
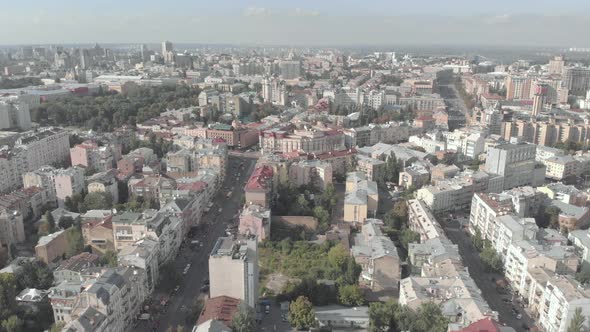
[70,141,121,172]
[238,204,271,241]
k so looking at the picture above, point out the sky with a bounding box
[1,0,589,46]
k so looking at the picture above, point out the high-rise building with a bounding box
[0,96,32,130]
[79,49,91,70]
[563,67,590,96]
[279,60,301,80]
[140,44,149,62]
[532,84,548,117]
[161,41,174,64]
[161,41,173,55]
[505,75,532,100]
[548,55,565,75]
[209,237,259,309]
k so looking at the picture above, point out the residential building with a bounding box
[408,199,445,242]
[260,127,345,155]
[288,160,333,190]
[87,170,119,204]
[344,173,378,224]
[81,216,114,254]
[53,252,100,283]
[244,165,273,208]
[0,128,70,193]
[70,141,120,172]
[54,167,85,207]
[352,219,400,299]
[537,275,590,332]
[112,210,182,265]
[117,238,159,295]
[209,237,259,309]
[35,230,68,264]
[238,204,271,241]
[484,143,545,190]
[0,209,25,254]
[569,229,590,271]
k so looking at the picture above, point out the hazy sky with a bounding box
[1,0,589,46]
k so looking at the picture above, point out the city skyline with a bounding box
[1,0,589,46]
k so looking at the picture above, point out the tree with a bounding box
[49,322,66,332]
[399,228,420,251]
[99,250,118,267]
[369,299,412,332]
[383,201,408,229]
[327,244,349,270]
[37,221,51,236]
[15,259,54,290]
[0,274,18,321]
[411,302,449,332]
[58,216,74,230]
[567,307,586,332]
[231,302,256,332]
[338,284,364,306]
[289,296,317,330]
[44,211,56,232]
[472,229,485,251]
[65,226,85,258]
[1,315,23,332]
[83,192,113,211]
[340,257,362,286]
[480,247,503,273]
[313,206,330,228]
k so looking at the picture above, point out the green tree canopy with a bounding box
[567,307,586,332]
[231,302,256,332]
[83,192,113,211]
[289,296,317,330]
[338,284,364,306]
[15,259,54,290]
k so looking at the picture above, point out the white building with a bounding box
[209,237,259,309]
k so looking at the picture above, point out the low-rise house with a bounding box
[314,305,370,330]
[196,296,240,328]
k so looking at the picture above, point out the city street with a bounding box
[440,218,535,332]
[132,154,258,332]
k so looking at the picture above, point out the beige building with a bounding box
[260,127,345,155]
[35,230,68,264]
[344,172,378,224]
[209,237,259,309]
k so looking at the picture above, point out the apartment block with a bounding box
[209,237,259,309]
[35,230,68,264]
[352,219,400,299]
[484,143,545,190]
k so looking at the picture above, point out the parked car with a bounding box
[200,285,209,293]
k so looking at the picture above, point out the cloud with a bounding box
[242,7,272,17]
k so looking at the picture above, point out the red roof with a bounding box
[177,181,207,192]
[196,296,240,327]
[244,165,273,191]
[451,317,502,332]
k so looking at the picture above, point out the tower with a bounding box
[262,78,272,103]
